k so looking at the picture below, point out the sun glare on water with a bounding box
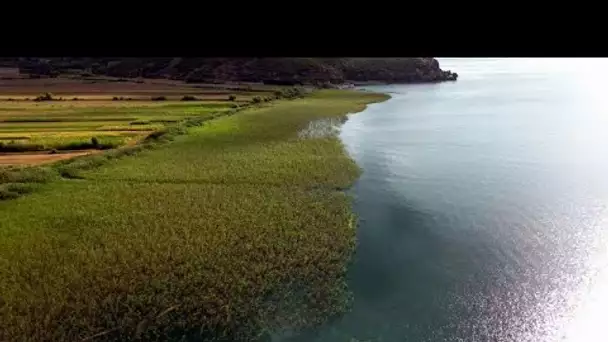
[563,270,608,342]
[556,198,608,342]
[541,59,608,342]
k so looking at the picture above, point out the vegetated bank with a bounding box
[7,57,458,85]
[0,89,389,341]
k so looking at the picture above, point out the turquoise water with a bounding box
[291,59,608,341]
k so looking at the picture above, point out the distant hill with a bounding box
[8,58,458,85]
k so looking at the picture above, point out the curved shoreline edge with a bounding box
[0,89,391,341]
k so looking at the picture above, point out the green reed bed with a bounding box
[0,90,389,341]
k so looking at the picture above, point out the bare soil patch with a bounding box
[0,150,99,165]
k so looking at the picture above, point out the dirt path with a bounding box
[0,150,100,166]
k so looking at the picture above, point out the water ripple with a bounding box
[287,58,608,342]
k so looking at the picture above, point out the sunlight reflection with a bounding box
[560,214,608,342]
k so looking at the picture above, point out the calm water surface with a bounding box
[291,58,608,341]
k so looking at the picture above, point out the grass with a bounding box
[84,95,370,186]
[0,89,389,341]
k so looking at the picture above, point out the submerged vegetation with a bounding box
[0,90,389,341]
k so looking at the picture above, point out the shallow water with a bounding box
[287,58,608,341]
[297,117,345,139]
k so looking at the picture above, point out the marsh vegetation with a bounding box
[0,89,388,341]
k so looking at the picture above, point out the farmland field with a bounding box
[0,86,389,341]
[0,76,277,157]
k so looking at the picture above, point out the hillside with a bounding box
[9,58,458,85]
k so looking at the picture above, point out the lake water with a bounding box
[292,58,608,341]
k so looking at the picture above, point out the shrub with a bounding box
[72,97,79,101]
[151,96,167,101]
[144,129,169,142]
[57,167,82,179]
[293,87,303,96]
[0,188,19,200]
[0,142,45,153]
[112,96,119,101]
[252,96,262,104]
[55,140,116,151]
[0,183,37,200]
[130,120,151,125]
[10,183,36,194]
[180,95,198,101]
[0,167,56,184]
[49,149,59,154]
[119,97,125,101]
[56,153,115,179]
[278,87,305,100]
[113,145,144,157]
[33,92,54,102]
[228,94,237,101]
